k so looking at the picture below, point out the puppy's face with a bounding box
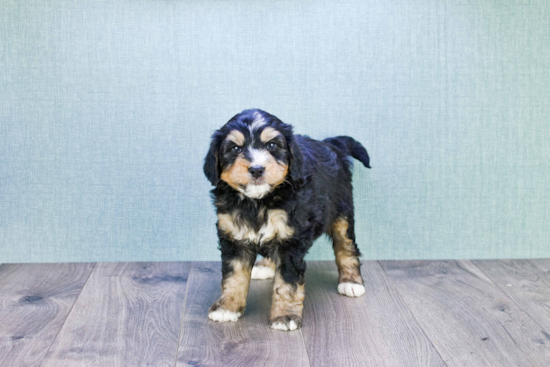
[204,110,300,199]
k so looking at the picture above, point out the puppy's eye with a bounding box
[266,142,277,151]
[232,146,242,154]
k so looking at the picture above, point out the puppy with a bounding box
[203,109,371,331]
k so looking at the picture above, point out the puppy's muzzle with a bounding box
[248,166,265,178]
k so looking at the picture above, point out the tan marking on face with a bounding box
[209,258,252,314]
[264,159,288,187]
[221,145,288,196]
[329,217,363,285]
[217,209,294,243]
[220,156,251,191]
[270,272,305,323]
[260,127,282,143]
[226,130,245,146]
[249,148,288,188]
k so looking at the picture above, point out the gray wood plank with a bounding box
[176,262,310,367]
[473,260,550,335]
[301,261,446,367]
[0,263,95,367]
[380,260,550,367]
[41,262,190,367]
[530,259,550,273]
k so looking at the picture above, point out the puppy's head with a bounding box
[204,109,302,199]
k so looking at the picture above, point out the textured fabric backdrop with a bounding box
[1,0,549,263]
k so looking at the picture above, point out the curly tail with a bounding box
[324,136,371,168]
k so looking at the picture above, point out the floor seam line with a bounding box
[299,325,313,367]
[376,260,450,367]
[38,262,97,367]
[173,261,193,367]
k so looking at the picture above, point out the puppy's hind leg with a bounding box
[251,256,276,280]
[328,216,366,298]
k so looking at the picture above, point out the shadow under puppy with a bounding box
[203,109,371,331]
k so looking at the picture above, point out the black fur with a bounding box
[204,109,371,321]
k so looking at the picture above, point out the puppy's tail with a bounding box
[324,136,371,168]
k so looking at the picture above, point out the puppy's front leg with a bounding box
[270,250,306,331]
[208,240,255,322]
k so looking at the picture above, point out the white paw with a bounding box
[271,320,299,331]
[208,308,242,322]
[337,282,366,297]
[251,265,275,280]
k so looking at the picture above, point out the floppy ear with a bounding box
[203,131,223,186]
[288,137,304,185]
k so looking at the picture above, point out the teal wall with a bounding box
[1,0,549,263]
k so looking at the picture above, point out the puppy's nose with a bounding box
[248,166,265,178]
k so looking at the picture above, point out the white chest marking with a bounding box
[217,209,294,244]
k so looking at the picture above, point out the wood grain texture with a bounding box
[0,263,95,367]
[301,261,446,367]
[473,260,550,334]
[380,260,550,367]
[41,262,190,367]
[176,262,310,367]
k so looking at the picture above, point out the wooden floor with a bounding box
[1,260,550,366]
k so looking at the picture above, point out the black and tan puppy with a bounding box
[203,109,371,331]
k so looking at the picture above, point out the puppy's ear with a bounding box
[203,131,223,186]
[288,137,304,185]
